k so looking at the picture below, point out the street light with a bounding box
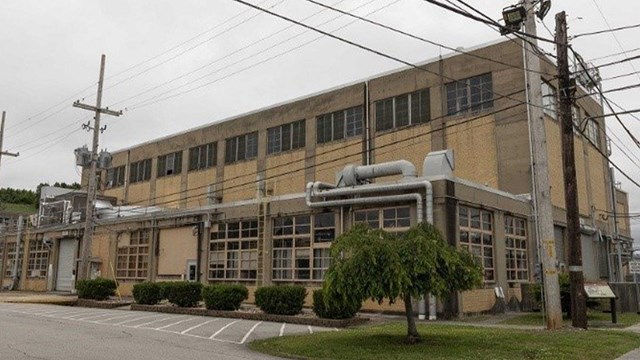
[500,5,527,35]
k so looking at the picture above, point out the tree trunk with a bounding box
[403,294,421,344]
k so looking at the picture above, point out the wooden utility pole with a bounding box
[556,11,588,329]
[73,55,121,281]
[0,111,20,171]
[522,0,563,329]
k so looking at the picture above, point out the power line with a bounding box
[572,22,640,39]
[587,47,640,63]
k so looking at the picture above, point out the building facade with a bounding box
[1,39,633,315]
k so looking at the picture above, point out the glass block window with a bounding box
[272,213,335,281]
[505,216,529,282]
[4,242,17,278]
[316,106,364,144]
[375,89,430,131]
[459,206,495,282]
[446,73,493,115]
[208,220,258,280]
[157,151,183,178]
[116,230,150,280]
[268,119,305,154]
[225,132,258,164]
[188,142,217,171]
[354,206,411,234]
[27,238,49,278]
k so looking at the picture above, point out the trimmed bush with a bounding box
[255,285,306,315]
[534,272,571,314]
[132,282,163,305]
[202,284,248,311]
[164,281,203,307]
[76,278,117,300]
[312,289,360,319]
[156,281,173,299]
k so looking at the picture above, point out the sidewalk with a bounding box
[0,290,77,305]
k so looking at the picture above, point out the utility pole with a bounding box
[73,55,122,281]
[556,11,587,329]
[522,0,563,329]
[0,111,20,171]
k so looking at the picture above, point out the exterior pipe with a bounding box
[307,193,423,223]
[307,178,435,320]
[340,160,417,186]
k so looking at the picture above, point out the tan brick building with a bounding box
[1,39,633,316]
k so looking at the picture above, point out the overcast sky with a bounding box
[0,0,639,239]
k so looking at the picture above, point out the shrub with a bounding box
[255,285,306,315]
[164,281,203,307]
[202,284,249,311]
[533,272,571,315]
[76,278,117,300]
[312,289,360,319]
[156,281,173,299]
[132,282,163,305]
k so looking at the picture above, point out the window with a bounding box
[541,81,557,119]
[106,165,126,188]
[129,159,152,183]
[27,238,49,278]
[505,216,528,282]
[585,119,600,148]
[208,220,258,280]
[354,206,411,234]
[189,142,217,171]
[4,242,17,278]
[157,151,183,178]
[225,132,258,164]
[375,89,430,131]
[116,230,150,280]
[272,213,335,281]
[316,106,364,144]
[268,119,305,154]
[459,206,495,282]
[446,73,493,115]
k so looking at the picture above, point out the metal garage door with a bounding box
[56,239,77,291]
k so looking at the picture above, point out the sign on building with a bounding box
[629,261,640,275]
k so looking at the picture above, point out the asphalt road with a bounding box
[0,303,333,360]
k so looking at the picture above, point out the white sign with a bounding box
[630,261,640,274]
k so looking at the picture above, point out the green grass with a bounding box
[0,202,36,214]
[501,311,640,328]
[249,322,640,360]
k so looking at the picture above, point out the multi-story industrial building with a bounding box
[1,39,633,316]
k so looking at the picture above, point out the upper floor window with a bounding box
[106,165,126,189]
[129,159,152,184]
[189,142,217,171]
[541,81,557,119]
[585,119,600,147]
[446,73,493,115]
[317,106,364,144]
[268,119,305,155]
[157,151,182,178]
[225,132,258,164]
[376,89,430,131]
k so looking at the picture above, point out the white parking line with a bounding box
[308,326,313,334]
[210,320,241,339]
[129,316,174,328]
[279,323,286,337]
[181,319,216,334]
[60,310,100,319]
[154,317,195,330]
[94,313,140,323]
[76,312,118,321]
[113,315,160,326]
[240,322,262,344]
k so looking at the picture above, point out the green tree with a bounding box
[324,222,483,344]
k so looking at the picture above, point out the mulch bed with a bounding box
[76,298,134,309]
[130,304,368,328]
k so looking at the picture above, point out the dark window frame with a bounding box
[268,119,306,155]
[446,73,493,116]
[157,151,183,178]
[188,142,217,172]
[129,159,152,184]
[225,132,258,164]
[316,106,364,144]
[375,89,430,132]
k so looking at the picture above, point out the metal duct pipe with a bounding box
[339,160,417,186]
[307,193,423,222]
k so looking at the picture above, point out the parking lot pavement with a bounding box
[0,302,335,345]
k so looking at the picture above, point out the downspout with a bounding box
[364,81,371,166]
[202,214,212,284]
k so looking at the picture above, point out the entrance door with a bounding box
[56,239,77,291]
[186,260,197,282]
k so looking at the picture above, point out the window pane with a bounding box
[395,94,409,127]
[333,111,344,141]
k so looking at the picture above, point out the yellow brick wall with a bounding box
[314,139,362,184]
[128,183,152,206]
[375,124,432,181]
[158,227,197,276]
[461,288,496,313]
[223,161,258,202]
[266,150,306,196]
[446,116,498,188]
[155,176,182,208]
[186,169,217,208]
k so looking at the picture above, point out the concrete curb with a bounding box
[131,304,368,328]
